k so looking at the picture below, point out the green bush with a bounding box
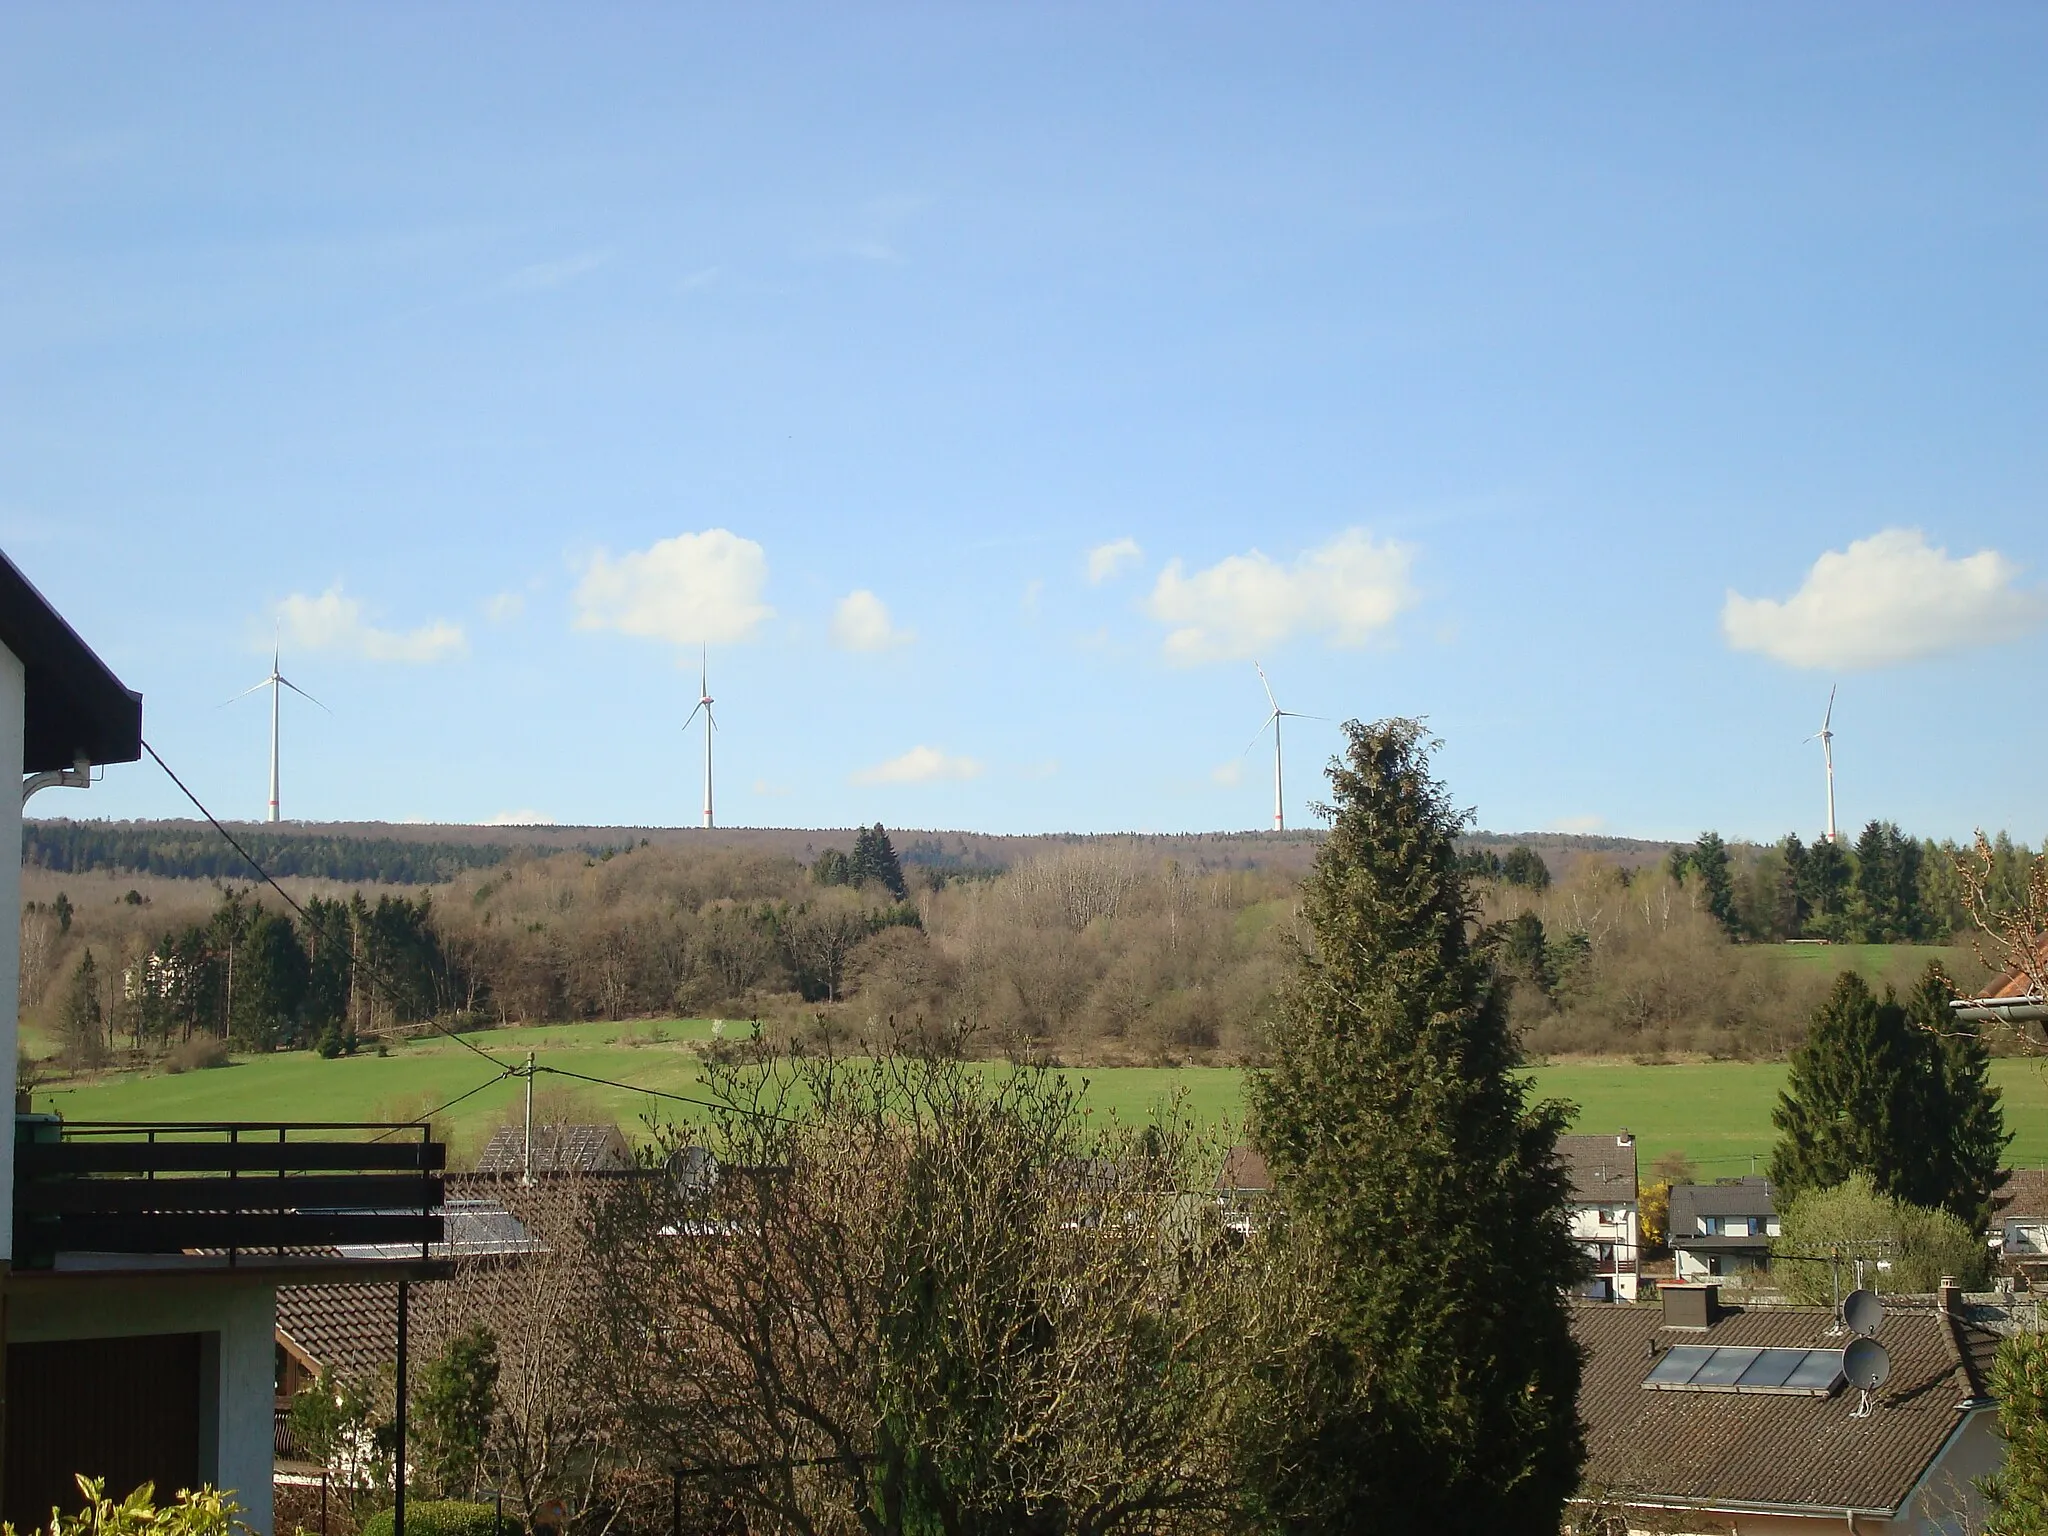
[1770,1173,1989,1305]
[357,1504,518,1536]
[1,1476,247,1536]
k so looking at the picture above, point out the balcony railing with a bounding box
[12,1119,444,1271]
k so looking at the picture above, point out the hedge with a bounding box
[357,1502,520,1536]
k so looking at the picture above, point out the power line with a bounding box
[372,1068,521,1141]
[141,739,508,1069]
[533,1064,802,1125]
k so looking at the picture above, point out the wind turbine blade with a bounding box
[276,676,331,713]
[1254,662,1279,713]
[1243,712,1278,756]
[1822,684,1836,732]
[683,701,706,729]
[1278,710,1330,723]
[219,678,273,706]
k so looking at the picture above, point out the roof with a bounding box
[1574,1297,1999,1517]
[1558,1134,1639,1206]
[473,1123,631,1175]
[1995,1168,2048,1224]
[278,1173,617,1378]
[333,1197,545,1262]
[1979,937,2048,1001]
[1669,1179,1776,1228]
[1217,1146,1271,1194]
[0,549,143,773]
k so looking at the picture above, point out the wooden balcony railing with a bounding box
[12,1119,444,1270]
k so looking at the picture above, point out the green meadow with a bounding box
[38,1018,2048,1176]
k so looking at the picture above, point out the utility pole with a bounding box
[523,1052,536,1185]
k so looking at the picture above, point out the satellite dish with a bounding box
[666,1145,719,1199]
[1843,1289,1883,1338]
[1844,1336,1892,1391]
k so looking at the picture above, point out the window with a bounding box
[1597,1209,1615,1225]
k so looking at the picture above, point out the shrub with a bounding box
[165,1036,231,1075]
[2,1475,248,1536]
[357,1503,515,1536]
[1770,1174,1989,1304]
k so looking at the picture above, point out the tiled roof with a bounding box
[1981,938,2048,1001]
[473,1123,631,1175]
[1216,1146,1271,1194]
[277,1171,625,1381]
[1574,1298,1998,1516]
[1558,1134,1638,1206]
[1669,1179,1776,1229]
[1995,1168,2048,1223]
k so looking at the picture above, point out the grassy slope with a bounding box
[39,1018,2048,1177]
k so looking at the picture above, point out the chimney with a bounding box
[1939,1275,1963,1317]
[1617,1129,1634,1147]
[1662,1283,1720,1331]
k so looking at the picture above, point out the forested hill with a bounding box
[22,821,528,885]
[21,818,1676,886]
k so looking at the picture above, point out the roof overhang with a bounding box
[1955,996,2048,1023]
[0,550,142,772]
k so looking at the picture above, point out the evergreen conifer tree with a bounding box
[1770,972,1929,1205]
[60,948,106,1066]
[1246,719,1583,1534]
[849,823,908,898]
[1903,961,2008,1229]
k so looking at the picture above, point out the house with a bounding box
[1215,1145,1271,1236]
[0,550,445,1531]
[473,1122,631,1176]
[1560,1132,1642,1301]
[1670,1177,1780,1286]
[1992,1168,2048,1278]
[1572,1280,2004,1534]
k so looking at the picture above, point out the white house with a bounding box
[1,551,445,1530]
[1670,1176,1781,1286]
[1559,1132,1641,1302]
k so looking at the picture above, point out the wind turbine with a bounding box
[683,650,716,829]
[1807,685,1838,844]
[1248,663,1321,833]
[227,646,327,823]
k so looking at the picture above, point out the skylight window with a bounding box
[1642,1345,1844,1396]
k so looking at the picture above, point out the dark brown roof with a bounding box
[1574,1299,1997,1516]
[1217,1146,1271,1194]
[0,549,143,772]
[473,1123,630,1175]
[1558,1134,1638,1206]
[1995,1168,2048,1223]
[277,1172,620,1380]
[1981,938,2048,1001]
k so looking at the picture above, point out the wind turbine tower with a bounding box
[1250,663,1318,833]
[228,647,325,822]
[683,651,717,829]
[1809,685,1838,844]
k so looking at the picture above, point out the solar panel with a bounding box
[1644,1344,1715,1386]
[1642,1344,1845,1396]
[1690,1346,1761,1386]
[1734,1348,1805,1389]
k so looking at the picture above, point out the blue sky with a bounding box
[4,5,2044,841]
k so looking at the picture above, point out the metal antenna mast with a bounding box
[683,649,717,829]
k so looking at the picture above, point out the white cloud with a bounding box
[1086,537,1144,584]
[484,591,525,624]
[1211,760,1245,788]
[831,589,914,651]
[1721,528,2048,670]
[850,746,984,786]
[1143,528,1419,665]
[572,530,773,648]
[1550,814,1604,834]
[276,585,467,664]
[483,808,554,826]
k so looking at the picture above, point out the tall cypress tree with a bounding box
[1246,719,1583,1535]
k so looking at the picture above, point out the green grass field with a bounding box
[38,1017,2048,1176]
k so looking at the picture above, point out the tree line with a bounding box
[25,820,522,884]
[1668,822,2038,945]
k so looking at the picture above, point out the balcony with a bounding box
[12,1118,445,1278]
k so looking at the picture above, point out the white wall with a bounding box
[10,1279,279,1534]
[0,644,24,1262]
